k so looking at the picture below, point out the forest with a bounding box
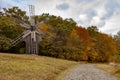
[0,7,120,62]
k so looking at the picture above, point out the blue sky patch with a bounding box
[103,0,120,19]
[76,0,94,3]
[13,0,22,3]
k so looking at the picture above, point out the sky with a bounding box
[0,0,120,35]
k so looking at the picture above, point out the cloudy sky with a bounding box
[1,0,120,35]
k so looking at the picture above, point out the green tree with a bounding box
[0,16,24,39]
[3,7,29,23]
[0,7,26,52]
[87,26,99,37]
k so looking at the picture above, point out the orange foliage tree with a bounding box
[87,27,117,62]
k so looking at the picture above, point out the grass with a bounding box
[96,63,120,78]
[0,53,77,80]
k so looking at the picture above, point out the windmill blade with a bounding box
[9,17,30,29]
[35,21,45,34]
[35,17,50,28]
[36,28,51,39]
[35,21,44,28]
[9,17,23,24]
[22,30,31,39]
[36,29,52,41]
[36,28,44,35]
[20,23,31,29]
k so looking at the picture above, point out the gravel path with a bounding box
[63,64,120,80]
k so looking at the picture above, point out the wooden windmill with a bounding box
[11,5,44,54]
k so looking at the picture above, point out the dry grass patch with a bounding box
[96,63,120,77]
[0,53,77,80]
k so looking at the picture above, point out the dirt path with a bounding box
[62,64,120,80]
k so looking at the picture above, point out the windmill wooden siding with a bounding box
[22,31,42,54]
[11,30,42,54]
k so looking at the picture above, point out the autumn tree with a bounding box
[113,31,120,62]
[87,27,117,62]
[97,33,117,62]
[75,27,91,61]
[114,31,120,53]
[36,14,77,57]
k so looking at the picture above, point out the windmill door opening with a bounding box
[19,41,26,54]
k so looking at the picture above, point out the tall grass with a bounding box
[96,64,120,77]
[0,53,77,80]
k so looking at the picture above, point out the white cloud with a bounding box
[90,16,105,27]
[79,14,88,21]
[99,14,120,35]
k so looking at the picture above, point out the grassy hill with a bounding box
[0,53,77,80]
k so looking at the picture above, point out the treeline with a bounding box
[0,7,120,62]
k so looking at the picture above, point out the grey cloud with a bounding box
[103,0,120,19]
[56,3,69,10]
[100,27,120,35]
[84,9,97,19]
[75,0,94,3]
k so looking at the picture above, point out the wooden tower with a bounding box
[11,5,44,54]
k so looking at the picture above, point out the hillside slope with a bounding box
[0,53,77,80]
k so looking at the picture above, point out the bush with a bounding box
[19,48,25,54]
[114,54,120,62]
[0,36,12,51]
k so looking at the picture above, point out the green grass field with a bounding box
[0,53,77,80]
